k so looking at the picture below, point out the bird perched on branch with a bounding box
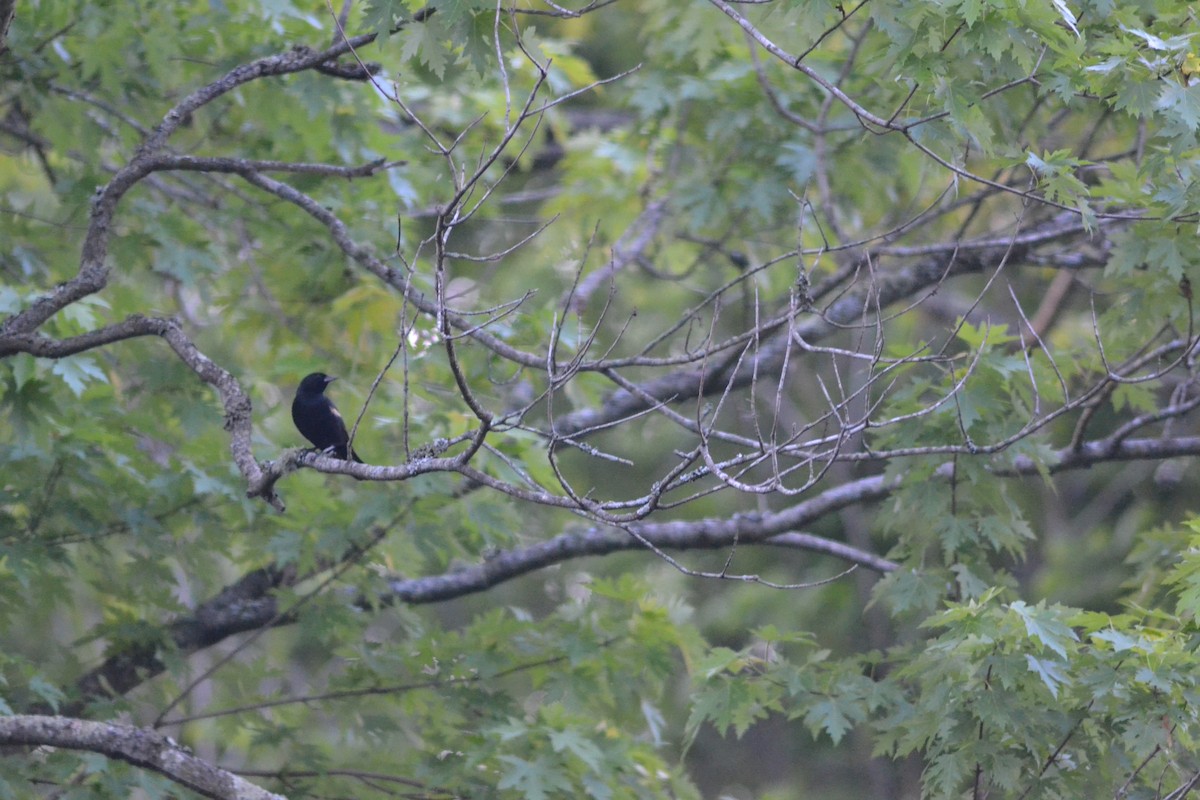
[291,372,363,463]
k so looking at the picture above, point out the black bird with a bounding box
[291,372,363,463]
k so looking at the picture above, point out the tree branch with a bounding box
[70,565,294,715]
[0,715,286,800]
[0,0,14,55]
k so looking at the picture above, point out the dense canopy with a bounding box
[2,0,1200,797]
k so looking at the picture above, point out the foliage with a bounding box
[2,0,1200,797]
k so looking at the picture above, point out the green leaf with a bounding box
[804,697,854,744]
[1010,601,1078,659]
[1157,83,1200,131]
[547,728,604,771]
[27,676,65,712]
[496,755,573,800]
[1091,629,1139,652]
[0,286,23,314]
[1114,79,1161,118]
[399,19,449,77]
[49,356,106,397]
[1024,655,1067,698]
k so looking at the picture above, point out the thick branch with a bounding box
[0,0,14,55]
[0,314,163,358]
[147,154,399,178]
[0,715,286,800]
[69,565,294,716]
[383,513,899,604]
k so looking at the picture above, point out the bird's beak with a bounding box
[324,375,338,385]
